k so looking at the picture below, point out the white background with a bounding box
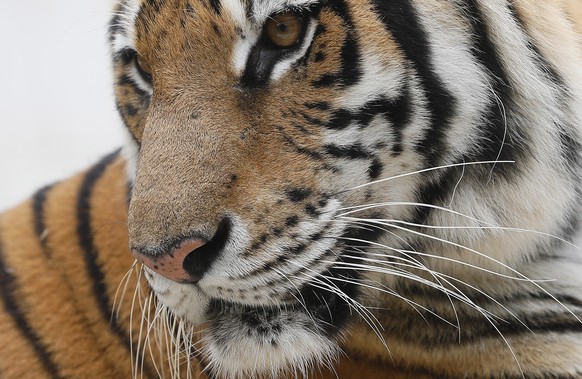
[0,1,123,211]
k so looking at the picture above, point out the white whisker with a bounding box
[336,161,514,195]
[337,220,582,324]
[337,235,552,283]
[335,203,574,247]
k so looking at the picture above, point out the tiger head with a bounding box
[110,0,582,377]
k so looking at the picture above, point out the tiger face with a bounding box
[110,0,582,377]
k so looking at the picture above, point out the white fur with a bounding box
[202,307,339,379]
[251,0,320,23]
[121,128,139,184]
[232,34,259,75]
[144,268,210,325]
[111,0,140,52]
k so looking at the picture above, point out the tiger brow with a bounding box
[247,0,321,23]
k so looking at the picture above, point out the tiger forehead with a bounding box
[132,0,236,61]
[236,0,321,23]
[132,0,320,27]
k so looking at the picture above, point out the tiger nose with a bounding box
[132,238,207,283]
[132,218,232,284]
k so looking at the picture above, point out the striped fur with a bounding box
[2,0,582,378]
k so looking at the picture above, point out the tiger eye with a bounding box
[136,55,152,77]
[265,13,302,48]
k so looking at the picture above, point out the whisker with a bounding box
[326,267,460,327]
[341,245,463,332]
[337,235,552,283]
[429,270,531,331]
[334,160,514,195]
[335,206,574,247]
[113,259,139,321]
[286,262,388,350]
[447,157,466,207]
[338,220,582,324]
[327,259,497,324]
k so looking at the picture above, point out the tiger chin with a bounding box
[1,0,582,378]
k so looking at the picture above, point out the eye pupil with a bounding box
[265,13,302,48]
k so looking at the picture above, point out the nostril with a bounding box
[132,217,232,284]
[132,238,207,283]
[183,217,232,282]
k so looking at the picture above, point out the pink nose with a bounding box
[132,239,206,282]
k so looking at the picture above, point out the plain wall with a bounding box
[0,1,123,211]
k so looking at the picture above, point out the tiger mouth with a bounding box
[198,278,356,377]
[205,276,356,337]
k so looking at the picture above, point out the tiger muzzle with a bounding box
[127,106,238,284]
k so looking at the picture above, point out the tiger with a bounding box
[1,0,582,378]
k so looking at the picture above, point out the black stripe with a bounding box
[460,0,522,174]
[112,48,135,65]
[370,0,456,168]
[386,85,413,156]
[244,222,334,279]
[312,0,362,88]
[324,143,372,160]
[77,150,157,379]
[323,88,412,136]
[0,241,64,379]
[145,0,165,13]
[368,158,383,179]
[33,184,55,258]
[304,101,330,111]
[327,0,362,87]
[370,0,459,225]
[557,125,582,171]
[299,111,323,126]
[323,109,353,130]
[410,169,462,224]
[502,373,582,379]
[75,150,134,354]
[507,2,564,87]
[208,0,221,14]
[282,134,324,161]
[532,293,582,311]
[387,280,582,346]
[285,188,313,202]
[396,277,582,314]
[117,75,150,100]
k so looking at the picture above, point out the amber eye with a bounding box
[135,55,153,80]
[265,13,303,48]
